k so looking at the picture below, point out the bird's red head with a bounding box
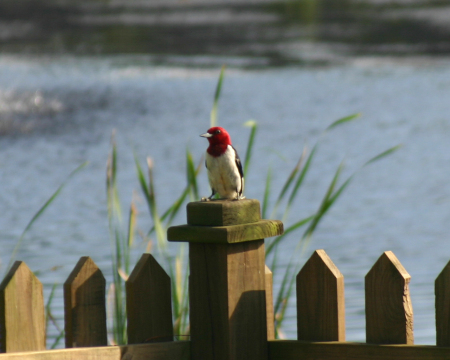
[200,127,232,157]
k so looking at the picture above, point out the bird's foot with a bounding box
[233,195,246,201]
[201,197,211,202]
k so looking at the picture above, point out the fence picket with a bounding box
[265,265,275,340]
[296,249,345,341]
[64,256,107,348]
[126,253,173,344]
[435,260,450,346]
[0,261,45,352]
[365,251,414,344]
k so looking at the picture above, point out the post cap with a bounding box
[168,220,283,244]
[187,199,261,226]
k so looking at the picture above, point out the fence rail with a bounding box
[0,199,450,360]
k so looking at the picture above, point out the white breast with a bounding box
[205,145,243,199]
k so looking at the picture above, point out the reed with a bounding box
[104,69,400,342]
[11,68,399,345]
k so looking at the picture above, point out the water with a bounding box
[2,55,450,345]
[2,0,450,348]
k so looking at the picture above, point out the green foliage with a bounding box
[46,283,65,349]
[210,65,226,127]
[104,69,400,342]
[7,161,87,273]
[106,132,129,345]
[15,68,398,344]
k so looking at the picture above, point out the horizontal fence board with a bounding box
[0,342,190,360]
[268,340,450,360]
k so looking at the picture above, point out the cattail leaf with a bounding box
[272,146,307,217]
[7,161,88,272]
[325,113,361,132]
[243,120,258,177]
[262,166,272,219]
[210,65,226,127]
[285,144,318,216]
[364,144,402,166]
[302,161,344,240]
[265,215,313,256]
[186,148,199,200]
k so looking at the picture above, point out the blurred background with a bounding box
[1,0,450,347]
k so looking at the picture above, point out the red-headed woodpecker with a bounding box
[200,126,245,201]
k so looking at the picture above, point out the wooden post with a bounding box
[435,260,450,346]
[265,265,275,340]
[168,199,283,360]
[365,251,414,344]
[126,253,173,343]
[296,249,345,342]
[64,256,107,348]
[0,261,45,353]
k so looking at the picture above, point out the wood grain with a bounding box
[167,220,283,244]
[187,199,261,226]
[265,265,275,340]
[126,254,173,344]
[64,257,107,348]
[435,260,450,346]
[296,250,345,342]
[365,251,414,344]
[0,261,46,353]
[189,240,268,360]
[0,341,190,360]
[268,340,450,360]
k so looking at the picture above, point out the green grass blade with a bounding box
[134,155,166,251]
[363,144,403,166]
[273,260,294,320]
[265,215,314,256]
[186,148,199,201]
[134,152,151,203]
[262,167,272,219]
[302,161,344,240]
[146,156,202,236]
[272,146,306,216]
[325,113,361,132]
[7,161,88,273]
[243,120,258,177]
[46,283,66,348]
[210,65,226,127]
[285,144,318,216]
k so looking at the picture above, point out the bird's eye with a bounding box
[215,129,221,134]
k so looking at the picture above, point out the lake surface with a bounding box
[1,0,450,347]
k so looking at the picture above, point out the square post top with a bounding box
[167,199,283,244]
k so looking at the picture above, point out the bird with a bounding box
[200,126,245,201]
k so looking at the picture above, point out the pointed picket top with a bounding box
[365,251,414,345]
[64,256,107,348]
[435,260,450,346]
[0,261,45,352]
[296,249,345,341]
[126,253,173,344]
[265,265,275,340]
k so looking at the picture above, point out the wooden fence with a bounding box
[1,199,450,360]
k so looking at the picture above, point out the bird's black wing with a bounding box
[233,146,244,179]
[233,146,245,197]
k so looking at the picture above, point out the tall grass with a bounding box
[8,69,399,345]
[105,69,400,342]
[6,162,87,348]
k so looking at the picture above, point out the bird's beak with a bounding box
[200,132,213,138]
